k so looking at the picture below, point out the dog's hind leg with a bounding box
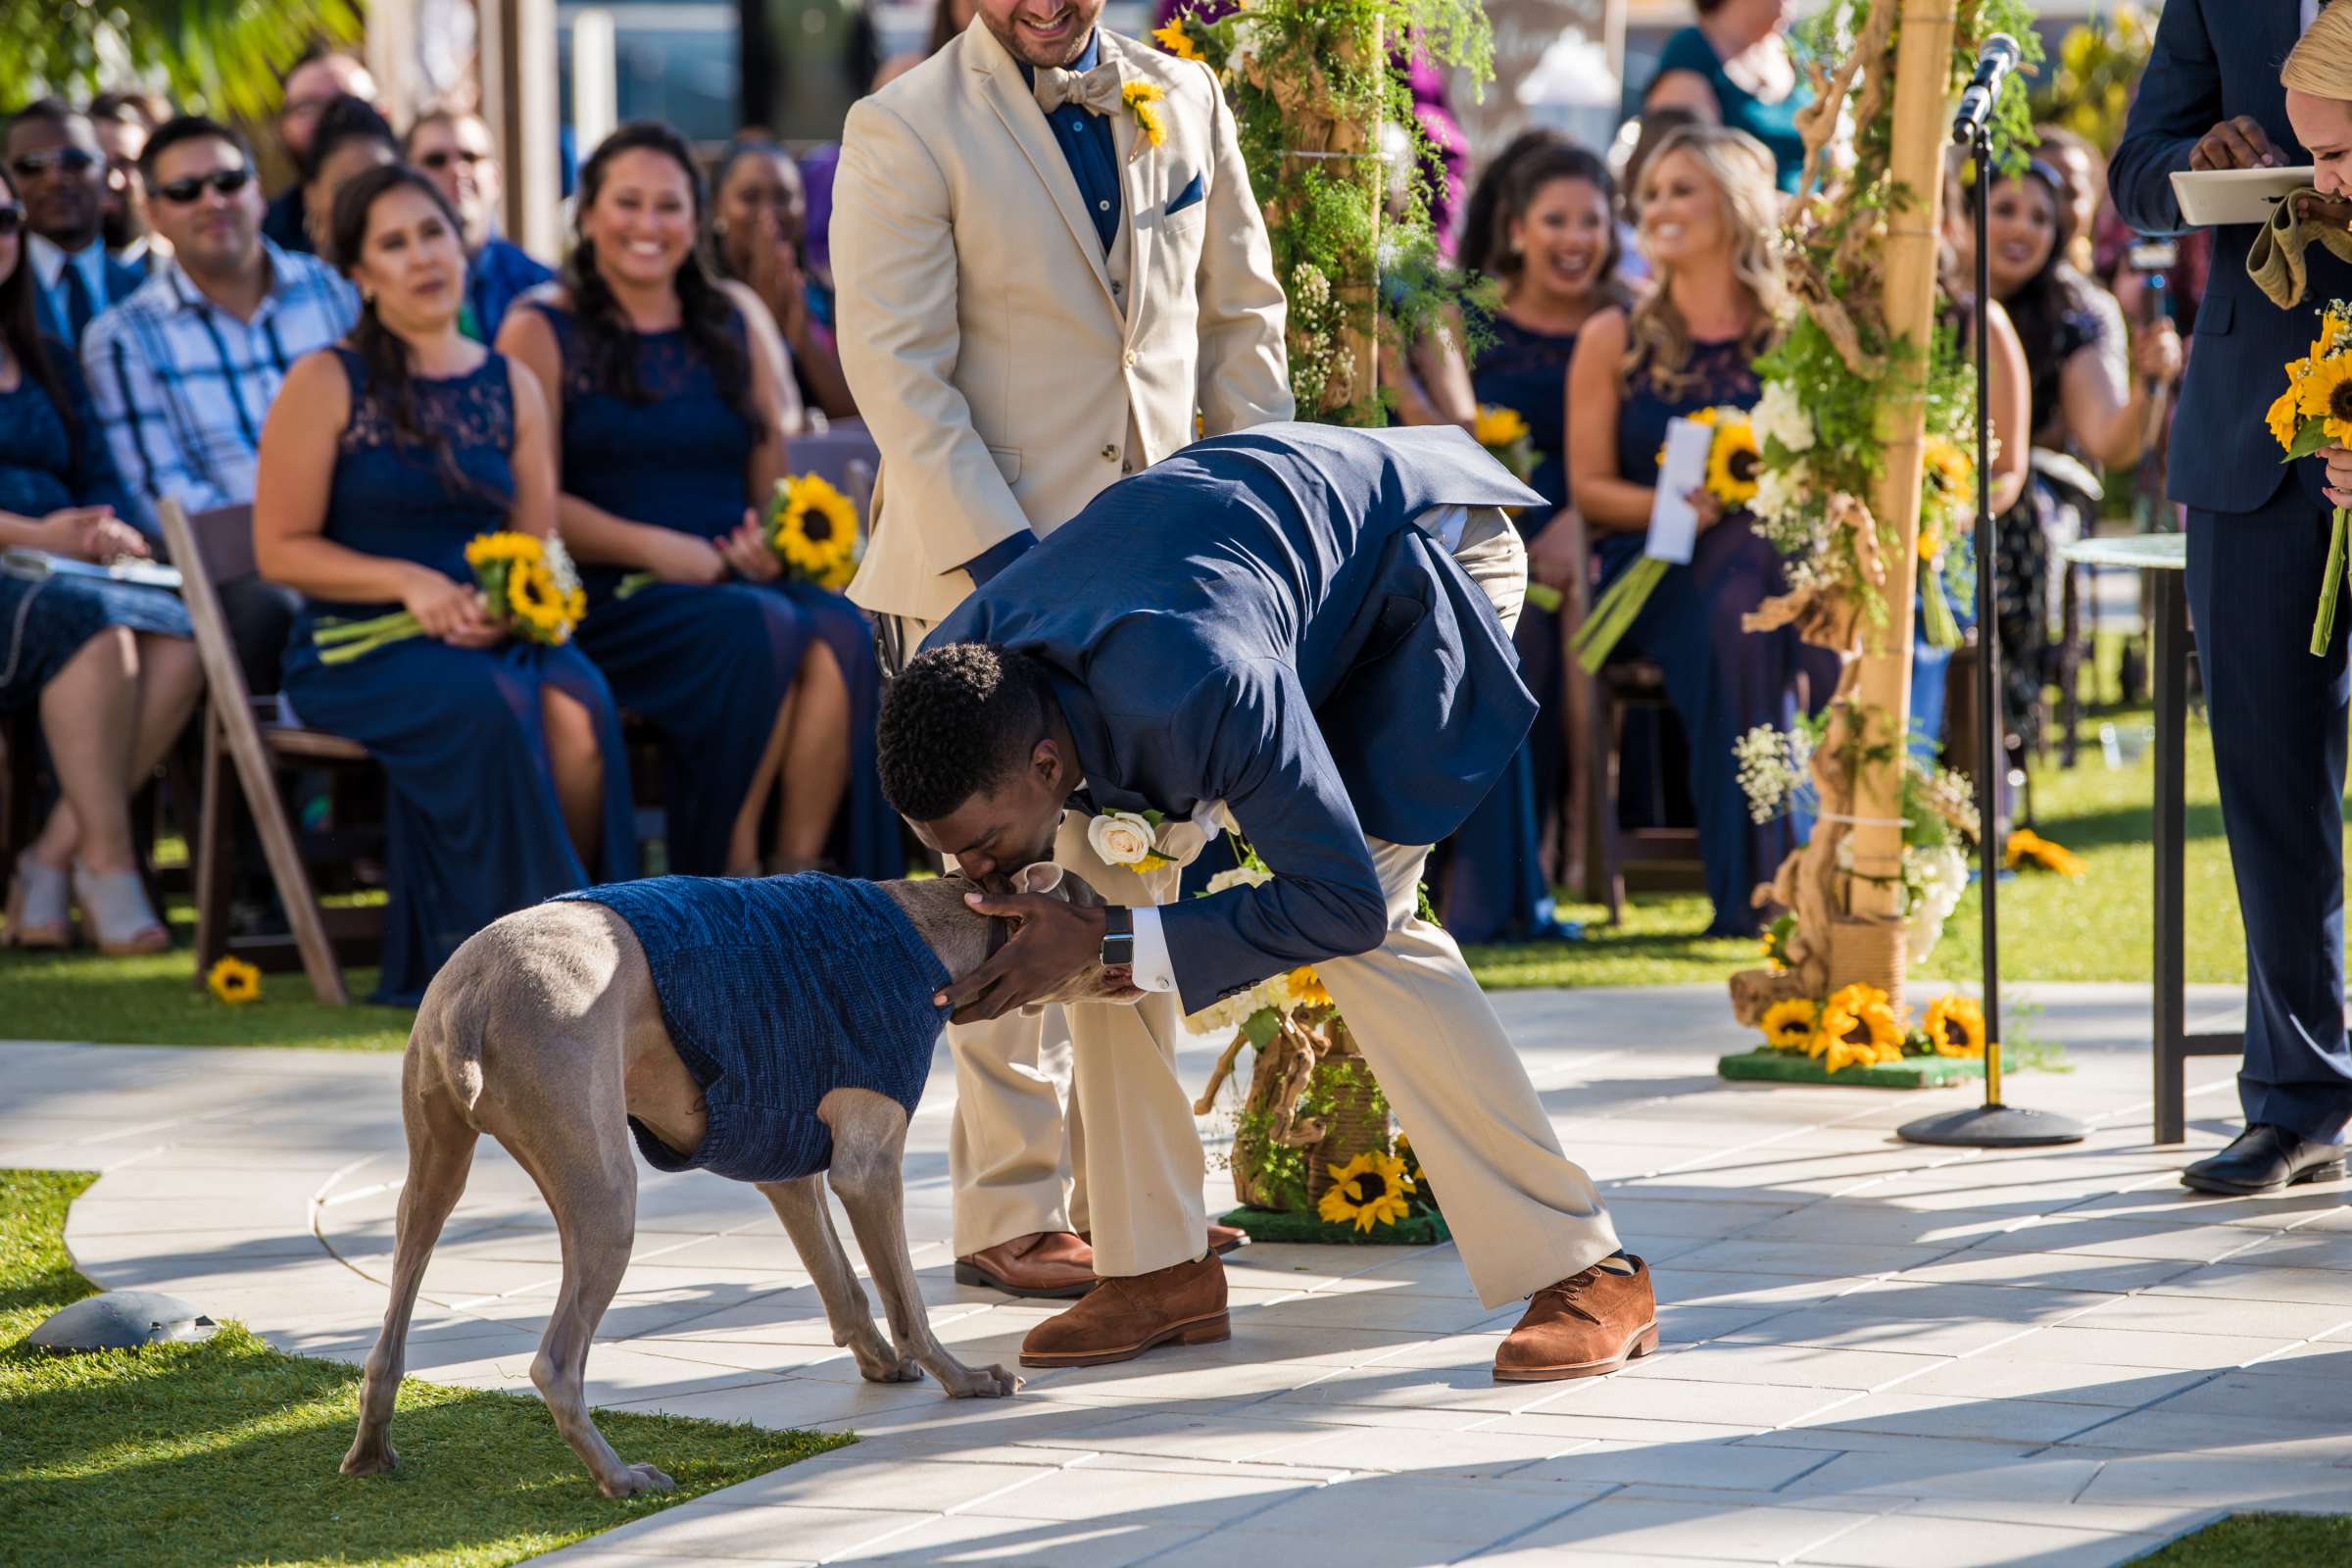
[759,1176,915,1384]
[818,1089,1020,1398]
[501,1118,676,1500]
[343,1044,479,1478]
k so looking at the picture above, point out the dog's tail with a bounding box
[442,1003,488,1115]
[411,967,489,1118]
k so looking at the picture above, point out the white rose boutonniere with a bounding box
[1087,809,1173,873]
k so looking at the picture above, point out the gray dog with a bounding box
[339,865,1133,1497]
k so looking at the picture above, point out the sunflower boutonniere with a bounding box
[1122,80,1167,151]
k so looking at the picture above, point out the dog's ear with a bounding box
[1014,862,1065,897]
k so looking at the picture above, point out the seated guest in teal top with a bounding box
[404,108,554,343]
[256,166,637,1005]
[499,122,902,883]
[1643,0,1811,193]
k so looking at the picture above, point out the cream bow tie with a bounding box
[1034,60,1123,118]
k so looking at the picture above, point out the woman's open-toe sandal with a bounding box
[71,864,170,956]
[3,858,76,949]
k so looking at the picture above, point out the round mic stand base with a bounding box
[1896,1102,2088,1148]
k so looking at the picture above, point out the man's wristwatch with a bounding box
[1100,906,1135,968]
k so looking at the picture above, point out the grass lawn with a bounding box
[2138,1512,2352,1564]
[0,697,2321,1054]
[0,1170,849,1567]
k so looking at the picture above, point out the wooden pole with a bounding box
[1840,1,1958,1007]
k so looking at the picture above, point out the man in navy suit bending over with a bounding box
[2113,0,2352,1191]
[876,421,1652,1378]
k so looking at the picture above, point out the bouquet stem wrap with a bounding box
[2318,505,2348,658]
[1571,557,1666,674]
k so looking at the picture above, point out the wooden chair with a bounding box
[156,499,380,1004]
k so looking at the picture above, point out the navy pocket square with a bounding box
[1165,173,1204,217]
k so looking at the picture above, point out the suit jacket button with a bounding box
[1124,350,1139,367]
[1101,444,1119,461]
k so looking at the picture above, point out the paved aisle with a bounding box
[4,983,2347,1567]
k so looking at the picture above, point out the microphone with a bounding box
[1951,33,2023,144]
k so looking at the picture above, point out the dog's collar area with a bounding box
[984,914,1014,962]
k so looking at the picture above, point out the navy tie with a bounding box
[59,264,95,343]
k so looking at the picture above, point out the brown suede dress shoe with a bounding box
[1494,1254,1658,1382]
[1020,1253,1229,1367]
[1078,1225,1248,1256]
[955,1231,1098,1299]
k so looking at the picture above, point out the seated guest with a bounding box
[1567,124,1837,938]
[254,165,637,1004]
[82,115,358,693]
[498,122,900,881]
[5,101,145,347]
[1437,140,1630,944]
[0,170,199,953]
[1642,0,1810,193]
[872,0,973,89]
[711,138,856,420]
[88,92,159,270]
[262,51,379,256]
[298,96,397,263]
[403,108,553,343]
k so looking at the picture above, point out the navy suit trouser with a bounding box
[2187,491,2352,1143]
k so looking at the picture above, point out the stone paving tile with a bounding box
[830,1513,1202,1566]
[1472,1496,1888,1563]
[1237,1474,1607,1547]
[1793,1514,2164,1568]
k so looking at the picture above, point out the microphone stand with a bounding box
[1899,116,2087,1150]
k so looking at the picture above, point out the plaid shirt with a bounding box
[81,240,358,536]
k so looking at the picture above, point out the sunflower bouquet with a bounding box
[1571,405,1760,673]
[766,472,862,592]
[1755,983,1985,1074]
[2267,301,2352,655]
[1472,405,1540,485]
[313,530,586,665]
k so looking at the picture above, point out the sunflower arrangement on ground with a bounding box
[311,530,586,664]
[1570,406,1760,672]
[2266,300,2352,655]
[1187,854,1443,1240]
[767,472,862,591]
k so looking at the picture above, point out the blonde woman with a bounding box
[1566,123,1836,938]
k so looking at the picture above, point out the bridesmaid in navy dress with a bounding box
[1438,139,1626,943]
[1568,125,1835,938]
[500,122,899,881]
[257,166,636,1004]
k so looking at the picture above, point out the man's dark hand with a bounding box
[935,892,1109,1024]
[2190,117,2283,172]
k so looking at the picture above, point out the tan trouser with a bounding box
[1072,510,1622,1305]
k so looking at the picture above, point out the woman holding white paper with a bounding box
[1566,123,1837,938]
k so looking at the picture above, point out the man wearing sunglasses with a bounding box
[81,115,356,695]
[402,109,550,342]
[4,101,146,349]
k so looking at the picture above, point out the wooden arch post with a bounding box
[1835,0,1960,1011]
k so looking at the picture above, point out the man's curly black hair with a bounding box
[877,644,1055,820]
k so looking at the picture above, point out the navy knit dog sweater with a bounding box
[554,874,951,1183]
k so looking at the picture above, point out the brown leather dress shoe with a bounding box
[1494,1254,1658,1382]
[955,1231,1098,1299]
[1020,1253,1229,1367]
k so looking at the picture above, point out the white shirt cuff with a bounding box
[1129,905,1177,993]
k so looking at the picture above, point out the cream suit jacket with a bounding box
[833,23,1294,625]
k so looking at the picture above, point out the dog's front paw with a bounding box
[850,1334,924,1384]
[598,1461,677,1498]
[938,1359,1022,1399]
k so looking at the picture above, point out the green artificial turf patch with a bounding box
[1716,1048,1987,1090]
[2136,1511,2352,1565]
[0,1170,849,1567]
[1218,1205,1452,1246]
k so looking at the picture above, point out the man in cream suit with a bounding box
[833,0,1293,1297]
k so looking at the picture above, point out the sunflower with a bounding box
[465,530,543,569]
[1152,19,1203,60]
[1923,439,1972,500]
[207,956,262,1005]
[1318,1150,1415,1232]
[1924,994,1986,1058]
[2296,355,2352,446]
[769,474,860,581]
[1474,406,1530,450]
[2270,385,2307,454]
[2005,828,2087,879]
[1761,997,1818,1052]
[1122,80,1167,148]
[507,558,569,636]
[1812,982,1903,1073]
[1917,524,1942,562]
[1284,966,1334,1011]
[1704,415,1762,506]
